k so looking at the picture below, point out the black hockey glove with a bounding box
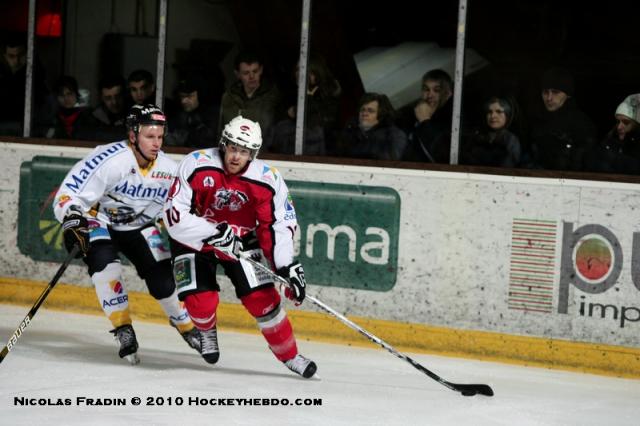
[62,211,90,257]
[203,223,242,261]
[277,261,306,303]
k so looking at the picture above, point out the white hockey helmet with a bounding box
[220,116,262,159]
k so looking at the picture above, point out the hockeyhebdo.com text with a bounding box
[14,396,323,407]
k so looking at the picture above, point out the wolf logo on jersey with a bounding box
[213,188,248,211]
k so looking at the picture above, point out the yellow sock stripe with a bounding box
[174,322,194,334]
[108,310,132,328]
[1,276,639,378]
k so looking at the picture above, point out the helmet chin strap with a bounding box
[133,131,153,163]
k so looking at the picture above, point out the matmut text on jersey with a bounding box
[53,141,178,230]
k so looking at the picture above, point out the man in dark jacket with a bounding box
[399,69,453,163]
[529,67,596,171]
[220,50,282,137]
[0,34,49,135]
[166,75,218,148]
[89,74,127,142]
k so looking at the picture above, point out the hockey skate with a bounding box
[110,324,139,365]
[171,322,202,353]
[199,327,220,364]
[283,354,317,379]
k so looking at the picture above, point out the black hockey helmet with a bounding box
[126,104,166,133]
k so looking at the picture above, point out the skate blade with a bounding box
[125,353,140,365]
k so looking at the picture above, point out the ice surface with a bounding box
[1,304,639,426]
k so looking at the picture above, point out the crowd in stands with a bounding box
[3,34,640,176]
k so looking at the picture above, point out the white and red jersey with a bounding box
[164,148,298,269]
[53,141,177,231]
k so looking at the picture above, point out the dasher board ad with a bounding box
[1,141,639,349]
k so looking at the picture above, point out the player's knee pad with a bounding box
[85,241,119,276]
[91,261,122,285]
[240,287,281,318]
[184,291,219,330]
[144,261,175,300]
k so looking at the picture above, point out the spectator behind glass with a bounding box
[127,69,156,106]
[399,69,453,163]
[165,74,219,148]
[0,34,50,135]
[461,96,522,168]
[583,94,640,175]
[336,92,407,161]
[90,74,127,141]
[220,50,282,139]
[266,54,341,155]
[45,75,93,140]
[528,67,596,171]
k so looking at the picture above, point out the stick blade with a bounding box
[454,383,494,397]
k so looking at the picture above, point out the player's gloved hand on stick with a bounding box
[203,223,242,261]
[62,210,90,257]
[277,261,306,303]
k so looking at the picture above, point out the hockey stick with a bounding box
[240,253,494,397]
[0,245,80,364]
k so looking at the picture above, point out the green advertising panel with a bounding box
[18,156,401,291]
[289,180,400,291]
[18,156,78,263]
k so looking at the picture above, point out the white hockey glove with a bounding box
[277,261,306,303]
[203,223,242,261]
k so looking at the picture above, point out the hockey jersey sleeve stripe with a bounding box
[238,175,276,195]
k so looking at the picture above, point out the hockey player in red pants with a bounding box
[163,115,316,378]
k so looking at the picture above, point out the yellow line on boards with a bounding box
[1,276,639,379]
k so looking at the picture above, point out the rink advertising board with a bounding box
[3,143,640,353]
[16,156,401,291]
[508,219,640,331]
[18,156,78,263]
[289,180,400,291]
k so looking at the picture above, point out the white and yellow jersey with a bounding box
[53,141,177,231]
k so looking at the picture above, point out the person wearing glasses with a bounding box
[336,92,407,160]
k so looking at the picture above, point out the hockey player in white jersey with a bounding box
[53,104,201,364]
[163,116,317,378]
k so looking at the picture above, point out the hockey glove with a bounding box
[203,223,242,261]
[62,212,90,257]
[277,261,306,303]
